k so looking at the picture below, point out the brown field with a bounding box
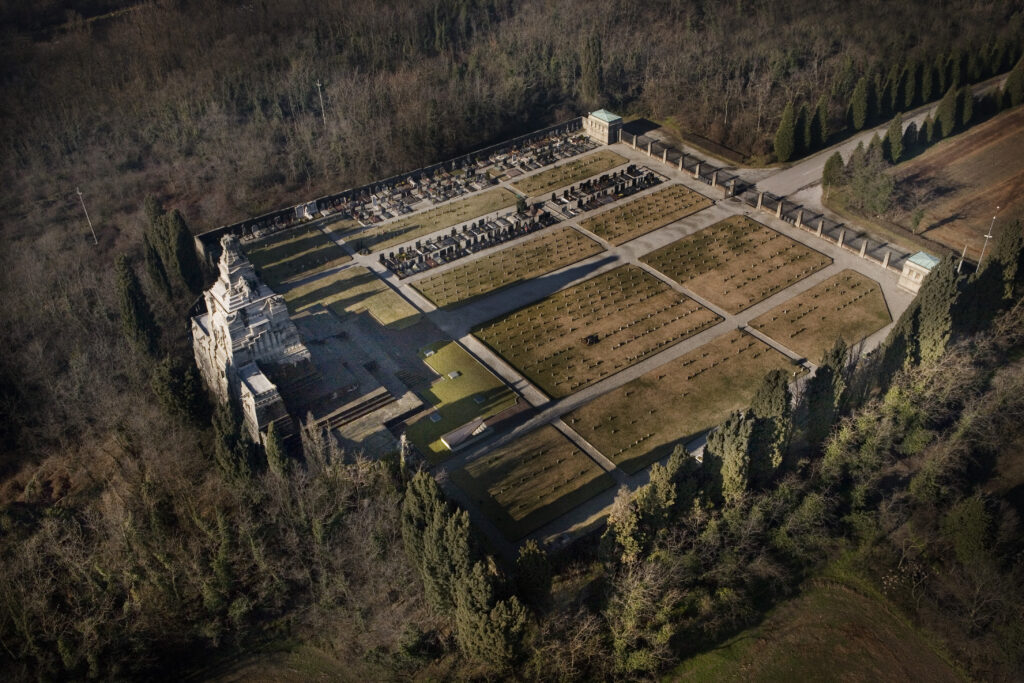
[566,329,797,474]
[450,425,614,540]
[580,184,712,245]
[641,215,832,314]
[749,269,892,364]
[412,226,604,308]
[894,106,1024,261]
[473,264,722,399]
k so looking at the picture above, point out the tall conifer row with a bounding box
[116,254,158,355]
[773,101,796,162]
[850,76,869,130]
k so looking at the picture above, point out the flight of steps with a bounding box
[320,386,396,430]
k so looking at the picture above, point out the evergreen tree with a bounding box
[889,65,905,114]
[264,421,288,476]
[810,95,828,149]
[957,86,974,130]
[212,401,252,479]
[1004,61,1024,108]
[142,232,173,299]
[151,355,207,423]
[902,121,919,159]
[988,219,1023,299]
[165,210,204,296]
[795,102,809,157]
[116,254,158,355]
[920,61,935,103]
[936,87,957,139]
[919,114,935,146]
[885,112,904,163]
[455,562,527,670]
[917,256,961,365]
[933,54,947,94]
[750,369,793,471]
[822,151,844,189]
[707,411,756,505]
[143,194,165,228]
[401,471,446,583]
[847,143,894,214]
[850,76,869,130]
[804,339,847,446]
[773,100,796,162]
[514,540,551,608]
[904,61,919,109]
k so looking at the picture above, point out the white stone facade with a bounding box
[585,109,623,145]
[898,251,940,294]
[192,235,310,442]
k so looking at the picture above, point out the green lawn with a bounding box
[412,226,604,308]
[567,329,799,474]
[352,187,520,252]
[580,183,712,245]
[512,149,628,197]
[749,269,892,364]
[405,341,518,463]
[450,425,614,541]
[674,579,960,682]
[244,225,351,288]
[282,265,420,329]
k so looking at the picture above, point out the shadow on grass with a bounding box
[247,230,327,267]
[286,270,380,312]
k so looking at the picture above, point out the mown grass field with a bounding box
[282,265,420,328]
[512,149,627,196]
[244,225,351,288]
[356,187,519,252]
[405,341,517,463]
[641,215,832,314]
[474,264,721,399]
[566,329,798,474]
[674,579,960,682]
[749,269,891,364]
[580,183,712,245]
[450,425,614,541]
[411,226,604,308]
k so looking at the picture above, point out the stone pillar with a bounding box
[756,192,763,210]
[647,140,653,156]
[711,171,718,188]
[617,128,622,143]
[883,250,891,269]
[816,219,824,237]
[662,148,668,163]
[838,229,846,248]
[796,209,803,228]
[678,156,685,171]
[728,179,736,197]
[693,162,701,180]
[859,240,867,258]
[631,134,637,150]
[775,200,783,219]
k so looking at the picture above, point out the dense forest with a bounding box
[1,1,1023,680]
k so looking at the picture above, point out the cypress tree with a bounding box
[707,411,756,505]
[212,401,252,479]
[822,151,844,189]
[142,232,173,300]
[513,540,551,608]
[774,100,796,162]
[919,114,935,146]
[983,219,1023,301]
[902,121,919,158]
[166,210,204,296]
[934,54,947,94]
[886,112,904,163]
[151,355,206,423]
[811,95,828,149]
[936,87,958,139]
[904,61,919,109]
[804,339,847,445]
[116,254,158,355]
[851,76,869,130]
[795,102,809,157]
[917,256,961,366]
[264,421,288,476]
[401,471,446,584]
[1004,61,1024,107]
[920,61,934,103]
[958,87,973,129]
[750,369,793,470]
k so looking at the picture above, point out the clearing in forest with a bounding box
[282,265,420,328]
[580,183,712,245]
[748,269,891,364]
[473,264,721,399]
[512,149,627,196]
[404,341,518,463]
[357,187,519,252]
[244,225,351,288]
[892,106,1024,261]
[566,329,797,474]
[641,215,832,314]
[411,226,604,308]
[450,425,614,540]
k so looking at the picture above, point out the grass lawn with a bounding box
[474,264,721,399]
[580,183,712,245]
[749,269,892,364]
[353,187,519,252]
[412,226,604,308]
[512,149,627,197]
[567,329,798,474]
[405,341,518,463]
[674,579,960,682]
[641,215,832,314]
[282,265,420,329]
[450,425,614,541]
[244,225,351,289]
